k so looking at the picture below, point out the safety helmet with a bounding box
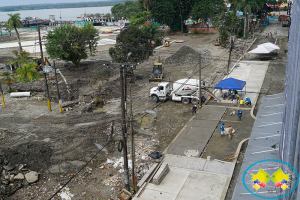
[195,105,197,107]
[222,122,224,125]
[229,125,231,127]
[237,109,240,110]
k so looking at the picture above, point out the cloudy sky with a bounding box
[1,0,108,7]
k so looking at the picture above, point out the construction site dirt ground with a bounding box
[0,19,287,199]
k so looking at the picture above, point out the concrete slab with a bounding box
[177,171,229,200]
[167,120,218,156]
[147,167,190,195]
[163,154,206,171]
[203,160,234,176]
[214,61,269,105]
[194,106,227,121]
[136,188,177,200]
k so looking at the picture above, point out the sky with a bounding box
[1,0,108,7]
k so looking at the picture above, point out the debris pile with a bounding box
[0,161,39,196]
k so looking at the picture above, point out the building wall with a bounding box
[280,0,300,199]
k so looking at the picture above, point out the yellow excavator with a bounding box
[33,57,51,71]
[164,38,170,47]
[149,63,164,82]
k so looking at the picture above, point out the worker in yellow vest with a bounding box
[240,98,244,107]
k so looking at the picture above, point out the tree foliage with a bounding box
[7,50,31,68]
[111,1,140,20]
[7,13,22,52]
[190,0,226,22]
[129,11,151,26]
[109,26,149,63]
[149,0,195,32]
[1,72,14,90]
[45,23,99,66]
[141,23,164,46]
[15,62,39,82]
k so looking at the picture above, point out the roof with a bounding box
[214,77,246,90]
[249,42,280,54]
[144,21,152,26]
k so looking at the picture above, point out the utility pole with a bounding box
[53,61,62,113]
[227,41,233,74]
[129,86,137,192]
[44,72,51,111]
[0,81,5,107]
[37,25,43,62]
[120,67,130,191]
[199,54,202,107]
[244,16,247,39]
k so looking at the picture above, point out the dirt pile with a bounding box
[0,141,51,197]
[164,45,211,66]
[6,141,52,172]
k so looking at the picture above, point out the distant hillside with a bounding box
[0,1,128,12]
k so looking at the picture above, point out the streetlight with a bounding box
[42,65,53,111]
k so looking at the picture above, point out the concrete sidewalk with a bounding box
[214,61,269,105]
[166,106,227,156]
[133,154,234,200]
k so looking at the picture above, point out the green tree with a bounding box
[129,11,151,26]
[1,72,14,90]
[149,0,195,32]
[141,23,164,46]
[15,62,39,82]
[95,13,101,20]
[109,26,148,63]
[8,50,31,69]
[45,23,99,66]
[111,1,140,20]
[104,13,112,21]
[190,0,226,22]
[7,13,23,52]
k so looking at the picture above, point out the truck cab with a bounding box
[150,82,170,103]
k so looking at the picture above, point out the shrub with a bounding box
[94,97,104,107]
[6,88,15,93]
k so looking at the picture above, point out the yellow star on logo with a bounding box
[253,183,260,190]
[281,183,289,190]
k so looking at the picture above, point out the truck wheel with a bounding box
[191,98,199,105]
[152,95,159,103]
[182,98,190,105]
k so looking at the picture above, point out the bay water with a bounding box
[0,6,112,22]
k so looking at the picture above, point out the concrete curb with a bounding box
[221,137,249,199]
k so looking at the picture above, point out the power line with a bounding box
[48,127,118,200]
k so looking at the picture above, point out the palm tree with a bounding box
[1,72,14,90]
[7,13,23,52]
[15,62,38,82]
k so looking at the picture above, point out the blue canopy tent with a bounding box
[214,77,246,94]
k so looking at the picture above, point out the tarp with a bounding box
[258,42,280,50]
[214,77,246,90]
[249,42,280,54]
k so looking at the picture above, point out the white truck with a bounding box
[149,79,205,105]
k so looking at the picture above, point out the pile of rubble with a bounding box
[0,161,39,196]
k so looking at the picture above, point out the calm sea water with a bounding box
[0,6,112,22]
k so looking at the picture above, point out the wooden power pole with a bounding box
[37,25,43,62]
[120,67,130,191]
